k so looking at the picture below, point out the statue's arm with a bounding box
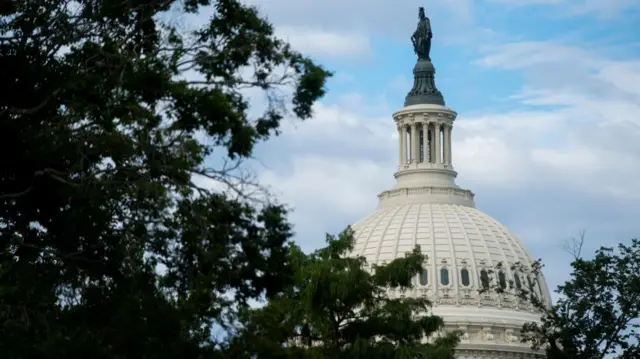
[426,18,432,37]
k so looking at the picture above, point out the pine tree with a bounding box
[225,227,460,359]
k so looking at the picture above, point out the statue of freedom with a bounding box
[411,7,432,61]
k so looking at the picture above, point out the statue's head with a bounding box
[418,7,425,19]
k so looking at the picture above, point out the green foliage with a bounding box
[491,238,640,359]
[0,0,330,358]
[225,227,460,359]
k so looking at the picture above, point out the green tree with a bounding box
[494,237,640,359]
[0,0,330,358]
[225,227,460,359]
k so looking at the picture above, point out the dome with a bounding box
[351,202,552,324]
[348,11,550,356]
[352,203,539,282]
[349,101,551,358]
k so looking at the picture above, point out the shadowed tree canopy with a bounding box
[0,0,330,358]
[224,227,460,359]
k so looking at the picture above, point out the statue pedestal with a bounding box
[404,60,445,106]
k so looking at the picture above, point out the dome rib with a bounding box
[459,208,494,268]
[373,205,407,264]
[489,216,524,266]
[351,204,552,311]
[351,203,550,355]
[479,213,516,299]
[391,203,413,261]
[356,209,386,258]
[428,204,437,293]
[449,205,479,289]
[441,204,460,296]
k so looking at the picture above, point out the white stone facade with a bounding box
[350,103,551,358]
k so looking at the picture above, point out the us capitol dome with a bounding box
[349,7,552,359]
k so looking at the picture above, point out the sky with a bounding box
[198,0,640,298]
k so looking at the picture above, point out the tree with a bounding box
[224,227,460,359]
[0,0,330,358]
[493,237,640,359]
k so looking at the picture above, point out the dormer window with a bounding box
[480,270,490,289]
[419,268,429,286]
[440,268,450,285]
[498,271,507,289]
[460,268,470,286]
[514,272,522,290]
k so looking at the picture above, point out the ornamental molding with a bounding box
[424,323,544,355]
[388,289,541,316]
[378,186,475,208]
[395,115,453,128]
[455,348,542,359]
[393,108,456,128]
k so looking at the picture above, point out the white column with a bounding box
[402,125,407,165]
[422,122,429,163]
[442,125,449,165]
[442,125,447,165]
[434,122,441,164]
[429,124,436,163]
[446,125,453,165]
[410,123,418,163]
[398,125,404,165]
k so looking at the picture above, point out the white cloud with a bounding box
[174,1,640,288]
[475,41,640,196]
[244,0,475,42]
[597,62,640,97]
[477,41,602,70]
[259,155,394,251]
[165,3,372,61]
[274,96,396,157]
[275,26,370,59]
[261,155,391,218]
[486,0,639,17]
[250,37,640,253]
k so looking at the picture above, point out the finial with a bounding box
[405,6,445,107]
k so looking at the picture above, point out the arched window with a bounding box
[480,270,490,289]
[514,272,522,290]
[460,268,470,286]
[419,269,428,286]
[527,275,542,297]
[440,268,450,286]
[498,271,507,289]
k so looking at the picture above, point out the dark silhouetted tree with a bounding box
[225,227,460,359]
[0,1,330,358]
[487,235,640,359]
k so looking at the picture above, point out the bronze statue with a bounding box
[411,7,432,61]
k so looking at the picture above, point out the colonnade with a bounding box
[397,121,452,166]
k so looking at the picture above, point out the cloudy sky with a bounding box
[201,0,640,295]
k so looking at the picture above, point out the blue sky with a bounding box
[196,0,640,298]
